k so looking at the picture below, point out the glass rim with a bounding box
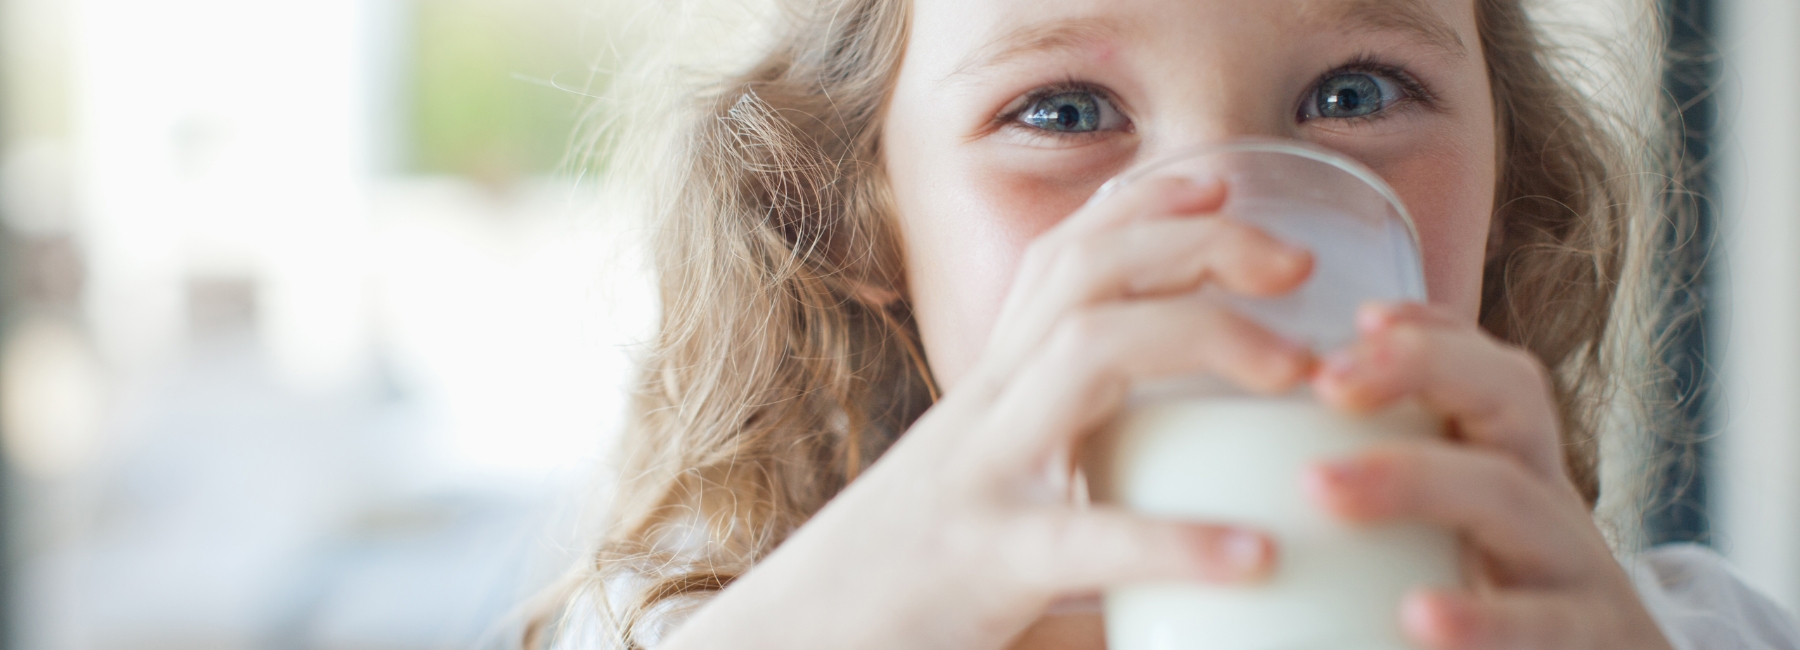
[1094,138,1422,253]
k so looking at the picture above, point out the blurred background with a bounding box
[0,0,656,647]
[0,0,1795,648]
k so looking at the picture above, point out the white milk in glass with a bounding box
[1093,142,1460,650]
[1099,396,1458,650]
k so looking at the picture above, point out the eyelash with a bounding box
[993,78,1125,139]
[994,56,1437,138]
[1300,55,1438,123]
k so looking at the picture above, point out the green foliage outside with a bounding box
[409,0,594,181]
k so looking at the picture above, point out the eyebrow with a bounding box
[1321,0,1467,59]
[945,16,1129,84]
[944,1,1465,84]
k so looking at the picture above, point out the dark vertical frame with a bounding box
[1647,0,1720,547]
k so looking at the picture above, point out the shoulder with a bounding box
[1620,543,1800,650]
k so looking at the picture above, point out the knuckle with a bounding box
[1385,324,1433,363]
[1206,222,1266,266]
[1485,452,1544,509]
[1065,515,1138,566]
[1058,238,1113,279]
[1133,177,1186,206]
[1182,301,1232,343]
[1491,348,1565,464]
[1048,310,1118,367]
[1378,449,1430,511]
[1216,219,1266,248]
[1438,602,1490,648]
[1019,236,1066,277]
[1454,447,1546,524]
[999,516,1062,592]
[1006,513,1138,594]
[1393,302,1439,323]
[1504,347,1553,389]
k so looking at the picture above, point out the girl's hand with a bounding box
[1308,303,1675,650]
[661,177,1315,650]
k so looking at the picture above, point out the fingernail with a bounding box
[1167,177,1224,213]
[1305,459,1387,520]
[1222,530,1269,570]
[1276,246,1311,275]
[1316,459,1364,488]
[1158,176,1198,198]
[1356,303,1393,334]
[1403,589,1473,647]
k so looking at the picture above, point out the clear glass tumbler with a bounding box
[1085,140,1461,650]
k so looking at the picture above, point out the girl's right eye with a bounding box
[1017,90,1127,134]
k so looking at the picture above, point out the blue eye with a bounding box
[1304,72,1404,120]
[1019,90,1123,133]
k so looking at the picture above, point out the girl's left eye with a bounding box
[1301,72,1406,121]
[1017,90,1127,133]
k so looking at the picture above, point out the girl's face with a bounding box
[882,0,1496,389]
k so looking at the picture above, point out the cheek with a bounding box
[961,159,1126,260]
[963,168,1093,262]
[1377,146,1494,319]
[896,154,1114,387]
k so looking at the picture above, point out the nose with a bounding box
[1145,113,1303,166]
[1136,64,1304,162]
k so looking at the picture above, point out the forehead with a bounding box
[912,0,1475,79]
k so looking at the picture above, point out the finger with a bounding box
[1006,508,1275,598]
[1402,589,1602,650]
[1051,174,1229,241]
[993,190,1303,363]
[982,177,1237,378]
[1301,444,1600,586]
[996,217,1310,360]
[1059,217,1314,300]
[977,296,1311,463]
[986,217,1309,383]
[1013,176,1229,296]
[1312,313,1569,485]
[1356,300,1464,332]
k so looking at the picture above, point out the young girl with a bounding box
[534,0,1800,648]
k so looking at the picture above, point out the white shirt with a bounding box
[1624,544,1800,650]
